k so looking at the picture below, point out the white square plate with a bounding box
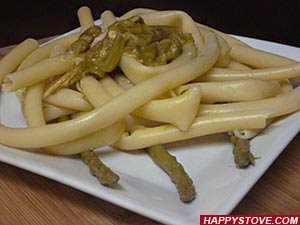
[0,22,300,225]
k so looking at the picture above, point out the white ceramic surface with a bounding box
[0,23,299,225]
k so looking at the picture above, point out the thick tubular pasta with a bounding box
[70,111,88,119]
[24,44,66,124]
[215,35,230,68]
[99,75,126,97]
[227,61,252,70]
[198,86,300,118]
[77,6,94,30]
[43,104,76,122]
[44,88,93,111]
[133,86,201,130]
[196,23,248,47]
[177,79,281,103]
[25,94,125,155]
[80,76,112,107]
[114,73,135,90]
[47,121,125,155]
[16,44,67,106]
[0,27,218,148]
[279,79,293,94]
[119,8,157,19]
[23,44,67,125]
[96,75,191,128]
[50,44,67,57]
[125,115,149,133]
[232,79,293,140]
[23,74,124,156]
[101,10,117,30]
[0,38,38,84]
[46,76,125,155]
[100,75,201,130]
[23,82,46,127]
[2,56,72,92]
[197,62,300,82]
[18,33,79,70]
[45,44,68,83]
[120,10,202,84]
[47,33,80,48]
[230,44,297,68]
[114,110,268,150]
[114,73,177,99]
[107,79,165,131]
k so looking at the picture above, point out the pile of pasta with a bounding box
[0,7,299,155]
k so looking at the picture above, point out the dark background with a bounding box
[0,0,299,47]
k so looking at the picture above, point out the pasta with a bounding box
[197,62,300,82]
[44,88,93,111]
[100,10,117,30]
[0,38,39,84]
[17,33,79,71]
[230,44,296,68]
[77,6,94,30]
[80,76,112,106]
[0,6,299,202]
[99,75,126,97]
[133,86,202,130]
[227,61,252,70]
[197,86,300,118]
[24,82,46,127]
[176,79,281,103]
[114,110,269,150]
[43,104,77,122]
[214,35,230,68]
[2,56,72,92]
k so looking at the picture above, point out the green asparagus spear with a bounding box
[230,134,255,168]
[147,145,196,203]
[81,150,119,187]
[101,33,126,72]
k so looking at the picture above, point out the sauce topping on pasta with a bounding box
[69,16,195,84]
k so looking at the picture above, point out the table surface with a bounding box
[0,38,300,225]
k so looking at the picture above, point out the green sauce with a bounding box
[69,16,195,83]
